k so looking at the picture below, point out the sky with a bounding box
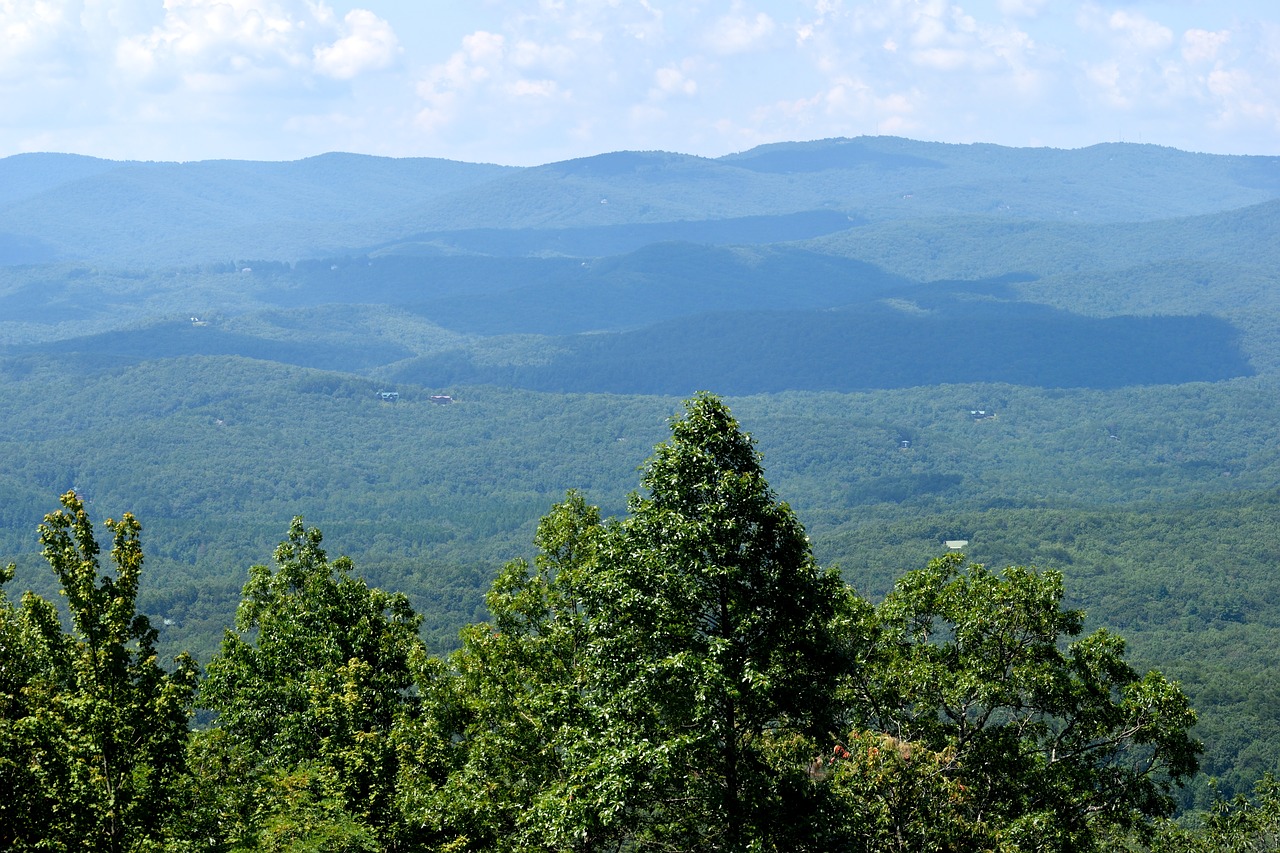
[1,1,1277,165]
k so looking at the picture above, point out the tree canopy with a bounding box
[0,492,197,852]
[0,395,1241,852]
[839,553,1200,851]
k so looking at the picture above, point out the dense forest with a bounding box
[2,137,1280,847]
[5,394,1271,852]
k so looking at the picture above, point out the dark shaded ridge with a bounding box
[370,209,865,258]
[276,255,587,307]
[409,243,911,335]
[388,304,1252,394]
[9,319,413,371]
[857,472,966,505]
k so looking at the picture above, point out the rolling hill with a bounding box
[2,136,1279,805]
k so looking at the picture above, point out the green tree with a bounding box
[591,391,849,850]
[822,730,1009,853]
[196,518,425,852]
[1148,774,1280,853]
[844,553,1200,852]
[435,393,849,851]
[419,492,615,852]
[0,560,74,851]
[0,492,198,852]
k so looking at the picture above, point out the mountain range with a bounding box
[2,136,1279,802]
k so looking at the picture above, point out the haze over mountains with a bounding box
[3,137,1277,263]
[3,136,1280,802]
[3,136,1278,391]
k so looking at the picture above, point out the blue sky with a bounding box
[1,1,1277,164]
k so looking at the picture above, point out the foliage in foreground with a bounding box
[0,494,198,852]
[0,394,1253,852]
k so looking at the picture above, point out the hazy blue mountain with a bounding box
[0,153,516,264]
[380,140,1280,242]
[2,139,1275,266]
[367,209,864,257]
[0,152,118,205]
[808,196,1280,281]
[2,136,1279,807]
[0,232,59,265]
[720,137,1280,221]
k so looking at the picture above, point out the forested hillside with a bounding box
[2,397,1253,851]
[2,137,1279,845]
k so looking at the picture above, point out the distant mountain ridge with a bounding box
[0,153,517,264]
[1,138,1276,265]
[2,135,1277,390]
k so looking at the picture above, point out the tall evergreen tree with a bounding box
[436,393,849,851]
[592,391,848,850]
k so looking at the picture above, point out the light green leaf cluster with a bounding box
[194,517,426,850]
[0,492,198,852]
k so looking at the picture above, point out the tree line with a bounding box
[1,394,1269,852]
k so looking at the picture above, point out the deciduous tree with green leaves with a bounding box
[842,552,1200,852]
[0,492,198,852]
[196,518,425,852]
[418,492,616,852]
[1148,774,1280,853]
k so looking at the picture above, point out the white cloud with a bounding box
[509,39,574,73]
[407,1,1280,162]
[1181,28,1230,65]
[911,47,975,71]
[418,31,504,104]
[715,71,924,153]
[460,30,506,68]
[825,0,1041,78]
[625,0,666,43]
[1207,67,1250,101]
[1083,59,1128,108]
[313,9,400,80]
[1203,65,1280,132]
[0,0,79,76]
[0,0,416,161]
[1074,6,1202,116]
[5,1,1279,164]
[629,101,668,128]
[110,1,400,89]
[655,66,695,99]
[506,78,562,99]
[998,0,1049,17]
[1,0,65,46]
[905,3,1040,95]
[1107,10,1174,52]
[705,7,776,55]
[116,0,307,79]
[1263,20,1280,67]
[413,25,588,155]
[1198,66,1280,141]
